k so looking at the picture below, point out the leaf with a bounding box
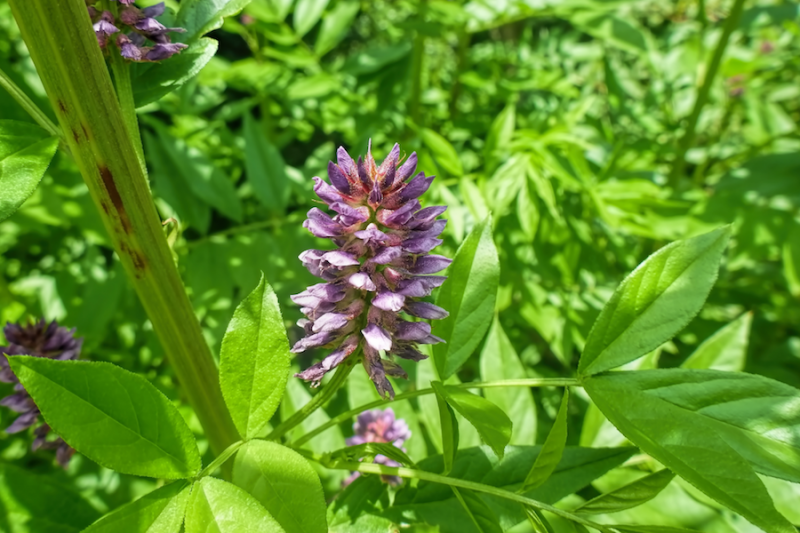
[294,0,331,37]
[578,226,731,376]
[681,312,751,371]
[516,174,540,241]
[185,477,285,533]
[131,38,218,107]
[421,128,464,176]
[280,377,346,453]
[220,274,291,440]
[83,481,191,533]
[435,386,460,475]
[574,469,674,514]
[327,475,393,532]
[432,382,511,459]
[480,318,537,445]
[233,440,327,533]
[782,223,800,297]
[484,102,515,171]
[433,217,500,379]
[612,527,703,533]
[451,487,503,533]
[0,462,99,532]
[177,0,253,42]
[155,127,243,223]
[522,389,569,491]
[388,446,636,533]
[525,507,555,533]
[314,1,360,56]
[584,370,796,533]
[326,442,417,469]
[0,119,58,222]
[8,356,201,479]
[243,114,288,213]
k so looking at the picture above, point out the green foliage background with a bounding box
[1,0,800,530]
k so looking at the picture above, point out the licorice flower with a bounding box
[88,1,187,62]
[0,320,82,467]
[292,142,450,399]
[345,408,411,486]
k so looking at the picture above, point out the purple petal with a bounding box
[306,283,347,302]
[372,290,405,312]
[379,144,400,188]
[330,202,369,226]
[295,335,358,384]
[392,345,428,361]
[408,205,447,230]
[402,236,443,254]
[322,250,360,267]
[400,174,435,202]
[134,17,166,32]
[337,147,357,177]
[396,276,447,297]
[141,2,166,17]
[56,442,75,469]
[357,156,371,190]
[395,321,431,342]
[369,180,383,206]
[347,272,377,291]
[363,345,394,400]
[144,43,187,61]
[312,176,342,204]
[396,152,418,182]
[291,331,336,353]
[0,393,35,413]
[355,223,388,246]
[303,217,343,238]
[371,246,403,265]
[379,199,421,228]
[6,410,38,434]
[362,324,392,352]
[409,255,452,274]
[404,301,449,319]
[327,161,351,194]
[312,313,350,332]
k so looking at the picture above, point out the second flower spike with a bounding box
[292,143,451,399]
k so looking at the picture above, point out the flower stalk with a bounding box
[7,0,239,457]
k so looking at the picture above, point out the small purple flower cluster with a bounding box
[345,408,410,486]
[0,320,82,468]
[291,142,451,399]
[88,0,187,62]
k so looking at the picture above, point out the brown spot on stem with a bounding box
[57,100,67,113]
[119,242,147,278]
[72,129,80,143]
[98,165,133,235]
[81,124,90,140]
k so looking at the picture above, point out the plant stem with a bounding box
[109,46,147,173]
[668,0,746,189]
[8,0,239,457]
[0,66,61,139]
[317,459,612,532]
[267,356,359,441]
[197,440,245,479]
[291,378,579,447]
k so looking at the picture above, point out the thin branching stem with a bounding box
[291,378,579,447]
[0,66,61,139]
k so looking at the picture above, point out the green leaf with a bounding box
[131,38,218,108]
[0,462,99,532]
[389,446,635,532]
[433,217,500,379]
[516,173,540,241]
[294,0,331,37]
[177,0,252,42]
[8,356,201,479]
[243,114,288,213]
[314,1,360,56]
[574,469,674,514]
[612,527,703,533]
[185,477,285,533]
[524,507,555,533]
[233,440,327,533]
[782,223,800,297]
[326,442,417,470]
[522,388,569,491]
[480,318,537,445]
[155,127,243,223]
[421,128,464,176]
[220,274,291,440]
[483,101,515,172]
[432,382,511,459]
[578,226,731,376]
[435,386,460,475]
[584,370,796,533]
[327,475,392,532]
[83,481,191,533]
[0,119,58,222]
[681,312,751,371]
[451,487,503,533]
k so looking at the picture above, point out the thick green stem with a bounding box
[267,356,358,441]
[0,66,61,139]
[9,0,239,457]
[292,378,578,447]
[317,459,612,532]
[668,0,746,188]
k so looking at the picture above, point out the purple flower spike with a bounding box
[144,42,188,61]
[0,320,82,467]
[293,143,449,398]
[345,408,411,486]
